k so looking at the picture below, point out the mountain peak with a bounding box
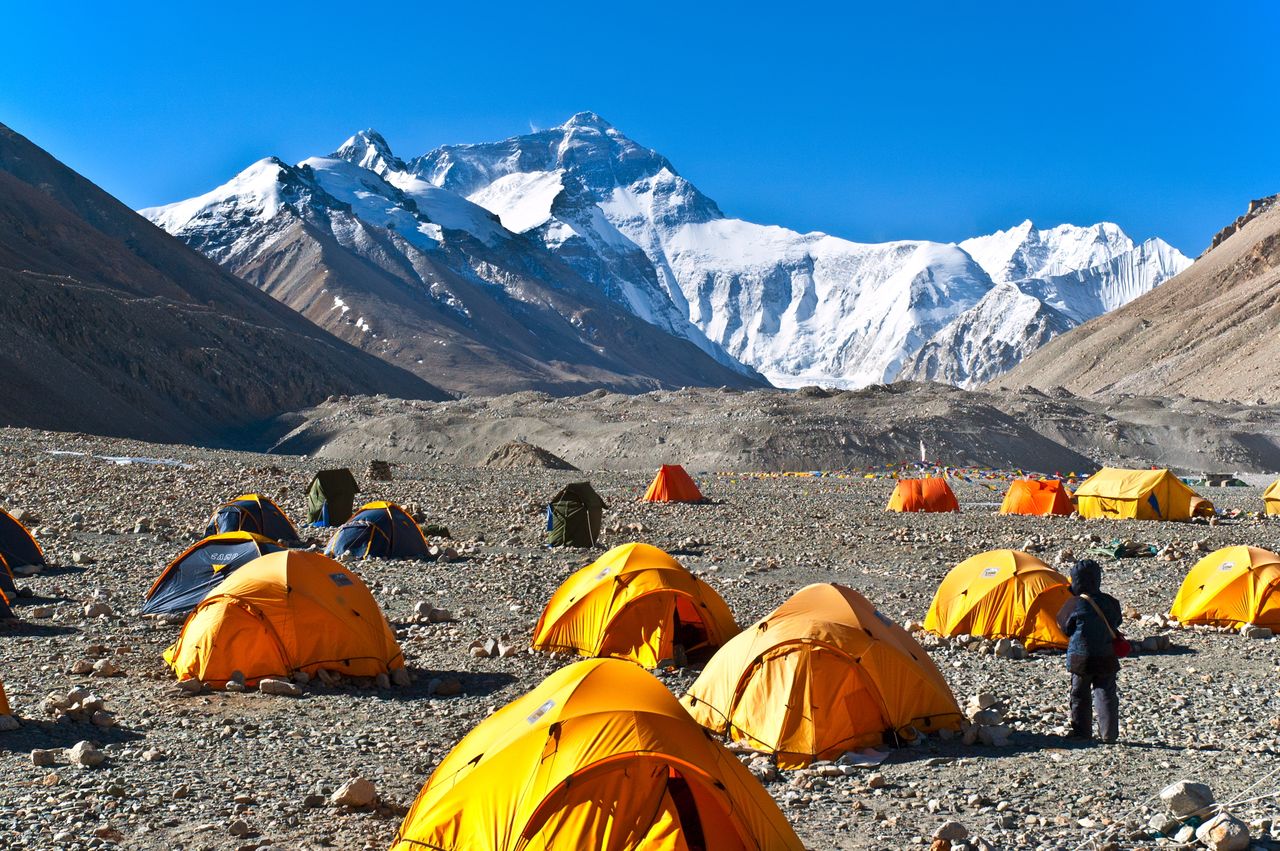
[333,129,402,175]
[561,111,614,132]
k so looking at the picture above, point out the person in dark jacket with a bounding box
[1056,559,1123,742]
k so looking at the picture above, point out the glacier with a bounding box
[143,113,1192,392]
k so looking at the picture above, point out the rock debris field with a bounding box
[1,426,1279,850]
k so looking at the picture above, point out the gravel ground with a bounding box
[1,426,1279,850]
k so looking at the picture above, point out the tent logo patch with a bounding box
[1219,561,1235,571]
[329,573,354,587]
[981,567,1000,578]
[526,699,555,725]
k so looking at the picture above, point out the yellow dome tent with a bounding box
[924,550,1071,650]
[1264,480,1280,515]
[682,583,961,768]
[164,551,403,687]
[391,658,804,851]
[1170,546,1280,629]
[1074,468,1205,521]
[532,543,739,668]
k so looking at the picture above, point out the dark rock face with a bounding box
[0,123,445,444]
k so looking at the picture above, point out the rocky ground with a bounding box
[268,385,1280,476]
[1,425,1279,850]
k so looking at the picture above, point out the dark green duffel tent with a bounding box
[307,469,360,527]
[546,482,607,548]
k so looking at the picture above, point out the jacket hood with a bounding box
[1071,559,1103,596]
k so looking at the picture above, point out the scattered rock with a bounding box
[66,740,105,769]
[330,776,377,808]
[258,678,303,697]
[1160,780,1215,818]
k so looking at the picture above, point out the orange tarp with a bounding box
[164,550,403,686]
[999,479,1074,516]
[887,478,959,513]
[392,658,804,851]
[643,465,705,503]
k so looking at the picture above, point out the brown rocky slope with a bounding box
[996,198,1280,401]
[0,123,445,444]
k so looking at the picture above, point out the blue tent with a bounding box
[204,494,299,542]
[326,501,429,559]
[142,532,285,616]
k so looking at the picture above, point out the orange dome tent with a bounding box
[887,478,959,513]
[999,479,1074,516]
[1170,546,1280,629]
[532,543,739,668]
[924,550,1071,650]
[391,658,804,851]
[1265,480,1280,515]
[163,551,403,687]
[643,465,705,503]
[204,493,299,541]
[682,583,962,768]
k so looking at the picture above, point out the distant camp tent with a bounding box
[999,479,1074,517]
[164,550,404,687]
[390,658,804,851]
[887,478,960,513]
[325,501,429,559]
[532,542,739,668]
[1170,546,1280,629]
[546,481,607,547]
[1074,468,1206,521]
[204,494,299,541]
[0,504,45,578]
[0,677,9,714]
[1190,496,1217,518]
[0,586,14,620]
[142,532,286,616]
[924,550,1071,650]
[1266,480,1280,516]
[683,583,961,768]
[643,464,705,503]
[307,468,360,527]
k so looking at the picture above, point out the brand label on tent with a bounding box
[205,551,240,563]
[526,699,555,725]
[329,573,353,587]
[981,567,1000,578]
[1219,561,1236,572]
[595,567,612,580]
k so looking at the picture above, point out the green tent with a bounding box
[307,469,360,527]
[546,482,606,548]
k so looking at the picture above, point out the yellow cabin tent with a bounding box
[1264,480,1280,515]
[164,551,403,687]
[924,550,1071,650]
[682,583,961,768]
[1074,468,1206,521]
[391,658,804,851]
[1170,546,1280,629]
[531,542,739,668]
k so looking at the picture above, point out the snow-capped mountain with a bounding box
[140,132,765,396]
[900,222,1192,385]
[144,113,1192,394]
[411,114,1189,388]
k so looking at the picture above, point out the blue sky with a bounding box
[3,2,1276,253]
